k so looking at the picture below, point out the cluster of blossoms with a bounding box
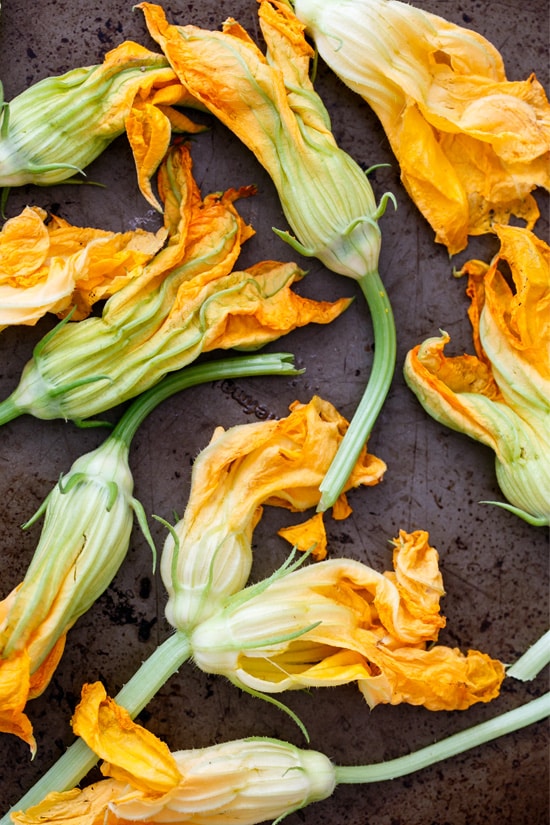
[0,0,548,823]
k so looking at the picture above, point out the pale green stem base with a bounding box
[335,692,550,784]
[506,630,550,682]
[318,269,396,511]
[2,632,191,821]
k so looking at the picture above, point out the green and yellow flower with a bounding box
[0,40,204,208]
[161,395,386,631]
[404,225,550,525]
[190,529,505,711]
[137,0,397,511]
[0,143,350,426]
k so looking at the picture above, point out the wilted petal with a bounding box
[162,395,385,630]
[294,0,550,254]
[190,531,505,710]
[72,682,181,794]
[0,205,165,328]
[405,226,550,524]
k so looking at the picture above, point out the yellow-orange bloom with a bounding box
[0,206,165,329]
[161,395,386,631]
[0,40,205,208]
[294,0,550,254]
[0,143,350,426]
[404,225,550,525]
[10,682,336,825]
[190,530,505,711]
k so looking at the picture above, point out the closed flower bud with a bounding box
[0,434,153,753]
[10,682,336,825]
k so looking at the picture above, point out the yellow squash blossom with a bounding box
[0,435,156,754]
[293,0,550,254]
[9,685,550,825]
[190,530,505,711]
[0,143,350,426]
[0,205,165,329]
[0,40,205,209]
[11,682,336,825]
[404,225,550,525]
[137,0,397,512]
[161,395,386,631]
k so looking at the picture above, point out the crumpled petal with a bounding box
[72,682,181,794]
[190,530,505,711]
[162,395,385,630]
[0,205,165,328]
[278,512,328,560]
[293,0,550,254]
[404,226,550,524]
[0,633,65,754]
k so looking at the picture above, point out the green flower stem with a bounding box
[1,632,191,821]
[334,692,550,785]
[0,394,20,426]
[506,630,550,682]
[318,269,396,511]
[110,352,300,448]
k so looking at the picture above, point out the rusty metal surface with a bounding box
[0,1,548,822]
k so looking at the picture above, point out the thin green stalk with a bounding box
[506,630,550,682]
[335,693,550,784]
[1,632,191,821]
[111,352,300,447]
[318,269,396,511]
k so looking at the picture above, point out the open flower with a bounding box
[404,225,550,525]
[10,682,336,825]
[137,0,397,512]
[293,0,550,254]
[190,529,505,711]
[0,40,205,208]
[161,395,386,631]
[0,143,350,426]
[0,205,166,329]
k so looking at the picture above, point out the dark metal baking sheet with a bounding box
[0,1,548,822]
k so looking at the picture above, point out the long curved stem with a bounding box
[318,269,396,511]
[1,633,191,821]
[335,692,550,785]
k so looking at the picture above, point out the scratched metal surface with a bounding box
[0,1,548,822]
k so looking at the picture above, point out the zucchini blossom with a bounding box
[137,0,397,512]
[0,143,350,426]
[190,529,505,711]
[404,225,550,526]
[0,438,150,756]
[12,682,336,825]
[161,395,386,631]
[0,40,205,209]
[9,682,549,825]
[0,352,299,754]
[292,0,550,255]
[0,205,166,329]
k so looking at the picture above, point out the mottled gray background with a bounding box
[0,1,548,823]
